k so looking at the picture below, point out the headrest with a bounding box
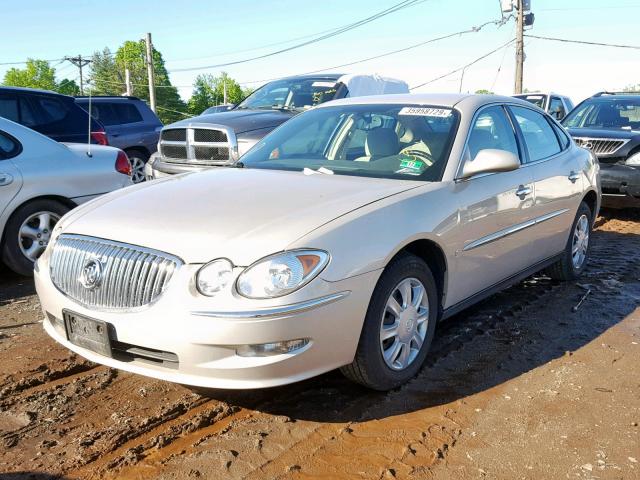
[365,128,399,157]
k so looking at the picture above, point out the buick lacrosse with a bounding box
[36,94,600,390]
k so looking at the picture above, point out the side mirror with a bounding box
[226,103,236,110]
[460,149,520,179]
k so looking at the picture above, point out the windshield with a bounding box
[237,78,342,111]
[240,104,459,182]
[562,98,640,130]
[515,94,546,108]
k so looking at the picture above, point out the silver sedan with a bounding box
[35,94,600,390]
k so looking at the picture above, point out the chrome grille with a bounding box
[573,137,629,155]
[49,235,182,311]
[158,125,236,166]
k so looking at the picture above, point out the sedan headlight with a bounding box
[196,258,234,296]
[626,152,640,166]
[237,250,329,299]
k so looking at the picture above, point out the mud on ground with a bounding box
[1,211,639,480]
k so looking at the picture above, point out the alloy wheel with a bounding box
[379,277,429,371]
[130,156,146,184]
[572,214,589,269]
[18,211,60,262]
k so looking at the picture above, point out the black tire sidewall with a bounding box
[1,199,69,276]
[357,254,438,390]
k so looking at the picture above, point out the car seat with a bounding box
[355,128,399,162]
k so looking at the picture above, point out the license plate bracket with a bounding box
[63,310,112,357]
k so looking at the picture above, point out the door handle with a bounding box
[568,171,580,183]
[515,185,532,199]
[0,173,13,187]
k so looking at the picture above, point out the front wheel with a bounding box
[546,201,592,281]
[2,199,69,276]
[341,253,438,390]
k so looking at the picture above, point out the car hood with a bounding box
[60,168,422,265]
[166,109,295,135]
[566,127,640,139]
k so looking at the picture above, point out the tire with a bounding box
[546,201,592,281]
[1,199,69,277]
[341,253,438,391]
[126,149,149,184]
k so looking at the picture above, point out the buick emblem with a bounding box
[79,259,104,290]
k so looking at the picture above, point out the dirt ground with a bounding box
[1,211,639,480]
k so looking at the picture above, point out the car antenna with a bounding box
[86,86,93,157]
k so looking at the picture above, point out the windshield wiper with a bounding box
[303,167,334,175]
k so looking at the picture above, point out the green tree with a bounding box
[623,84,640,92]
[88,41,187,124]
[57,78,80,96]
[475,89,495,94]
[187,72,246,115]
[3,59,57,91]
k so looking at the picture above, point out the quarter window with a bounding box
[510,106,561,162]
[467,106,519,160]
[113,103,143,124]
[0,131,21,159]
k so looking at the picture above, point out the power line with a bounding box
[168,0,428,73]
[410,39,515,90]
[524,34,640,50]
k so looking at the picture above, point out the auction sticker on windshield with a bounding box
[399,107,452,117]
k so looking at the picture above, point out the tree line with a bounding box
[1,40,253,124]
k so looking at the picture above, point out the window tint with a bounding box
[113,103,143,123]
[510,106,561,162]
[0,97,19,122]
[36,97,68,122]
[549,97,566,120]
[84,103,119,126]
[551,122,570,149]
[467,106,519,160]
[19,97,38,127]
[0,131,21,159]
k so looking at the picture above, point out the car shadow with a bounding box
[195,227,640,423]
[0,265,35,306]
[0,474,70,480]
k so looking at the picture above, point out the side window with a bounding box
[0,131,21,159]
[510,106,561,162]
[0,97,19,122]
[88,103,119,126]
[551,122,570,149]
[549,97,566,120]
[113,103,143,124]
[18,97,38,127]
[36,96,68,122]
[467,106,519,160]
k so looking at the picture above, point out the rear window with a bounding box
[0,97,19,122]
[515,94,546,109]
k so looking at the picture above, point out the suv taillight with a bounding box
[91,130,109,146]
[115,150,132,176]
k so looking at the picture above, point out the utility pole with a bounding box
[64,55,92,95]
[514,0,524,94]
[145,33,157,113]
[125,68,132,96]
[223,78,228,104]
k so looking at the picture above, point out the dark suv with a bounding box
[76,96,162,183]
[562,92,640,208]
[0,87,107,145]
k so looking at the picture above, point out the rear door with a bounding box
[447,104,536,306]
[111,102,147,150]
[508,105,582,262]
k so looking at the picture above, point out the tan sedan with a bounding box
[35,94,600,390]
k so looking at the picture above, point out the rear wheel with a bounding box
[126,149,149,184]
[546,201,592,281]
[341,253,438,390]
[2,199,69,276]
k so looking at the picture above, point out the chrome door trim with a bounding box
[191,291,351,319]
[463,208,569,252]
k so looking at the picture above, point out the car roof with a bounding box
[276,73,344,81]
[0,86,72,98]
[315,93,533,111]
[75,96,143,102]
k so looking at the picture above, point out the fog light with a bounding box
[236,338,310,357]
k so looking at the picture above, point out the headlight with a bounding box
[237,250,329,299]
[196,258,234,296]
[626,152,640,166]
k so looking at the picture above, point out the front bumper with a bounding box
[145,156,228,180]
[35,261,379,389]
[599,163,640,208]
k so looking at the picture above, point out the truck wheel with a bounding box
[341,253,438,391]
[1,199,69,277]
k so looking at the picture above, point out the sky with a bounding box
[1,0,639,107]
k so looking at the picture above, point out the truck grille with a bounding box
[159,126,236,166]
[49,235,182,311]
[573,137,629,155]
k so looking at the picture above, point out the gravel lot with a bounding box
[1,211,639,480]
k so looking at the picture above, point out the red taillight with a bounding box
[91,130,109,146]
[115,150,132,176]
